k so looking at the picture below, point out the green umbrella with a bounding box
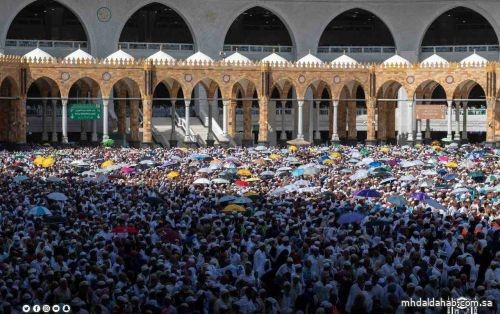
[469,171,484,178]
[360,149,370,156]
[14,153,25,160]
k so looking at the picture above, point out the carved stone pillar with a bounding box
[377,101,387,142]
[142,96,153,143]
[258,97,269,144]
[366,98,376,144]
[242,99,253,142]
[486,97,496,145]
[130,100,140,143]
[338,101,347,140]
[347,100,357,141]
[17,97,27,144]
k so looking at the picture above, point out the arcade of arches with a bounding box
[0,57,498,147]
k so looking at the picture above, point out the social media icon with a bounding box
[33,305,41,313]
[52,305,60,312]
[22,305,31,313]
[42,305,51,312]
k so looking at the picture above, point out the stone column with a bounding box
[425,119,431,140]
[387,102,396,142]
[485,97,496,145]
[61,98,68,143]
[102,98,109,140]
[416,119,422,142]
[223,100,230,137]
[454,102,461,141]
[130,100,139,142]
[446,100,453,141]
[407,99,414,142]
[314,101,321,141]
[80,121,87,141]
[51,99,58,142]
[280,102,287,140]
[378,102,387,142]
[184,100,191,142]
[142,96,153,143]
[206,99,215,145]
[462,102,468,141]
[331,100,339,143]
[297,100,304,139]
[91,120,98,142]
[347,100,357,141]
[242,99,252,142]
[17,97,27,144]
[258,97,269,143]
[338,101,347,140]
[41,99,48,141]
[366,98,376,144]
[117,98,126,135]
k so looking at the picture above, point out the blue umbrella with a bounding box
[338,212,365,224]
[424,198,447,210]
[369,161,383,168]
[437,169,448,176]
[387,195,407,207]
[29,206,52,216]
[354,189,381,198]
[319,155,330,162]
[218,195,237,203]
[442,173,458,181]
[232,197,253,205]
[411,192,429,201]
[292,169,305,177]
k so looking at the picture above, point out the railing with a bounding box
[119,42,194,51]
[223,44,293,53]
[235,108,260,115]
[421,45,499,53]
[6,39,87,49]
[211,117,236,146]
[317,46,395,54]
[174,112,202,145]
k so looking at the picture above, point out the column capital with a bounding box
[366,97,376,108]
[446,99,453,106]
[143,95,153,101]
[332,99,339,107]
[184,100,191,107]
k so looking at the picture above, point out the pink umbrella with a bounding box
[438,156,449,162]
[120,167,135,174]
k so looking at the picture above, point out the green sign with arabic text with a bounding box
[69,104,101,120]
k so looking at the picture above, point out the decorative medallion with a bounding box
[97,7,112,22]
[445,75,454,84]
[185,74,193,82]
[61,72,70,81]
[298,75,306,84]
[406,76,415,84]
[333,75,341,84]
[102,72,111,81]
[223,74,230,83]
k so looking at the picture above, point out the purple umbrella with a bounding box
[338,212,365,224]
[386,159,399,167]
[354,189,381,198]
[411,192,429,201]
[160,161,178,168]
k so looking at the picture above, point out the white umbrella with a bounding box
[400,175,416,182]
[260,170,275,177]
[255,145,267,151]
[302,167,320,176]
[70,160,89,167]
[81,171,96,177]
[294,180,311,187]
[419,179,434,188]
[422,170,438,176]
[193,178,211,185]
[139,160,155,165]
[197,168,213,173]
[47,192,68,201]
[211,178,230,184]
[451,188,469,194]
[277,167,292,172]
[380,177,397,184]
[105,165,121,172]
[350,170,368,181]
[356,158,374,166]
[298,186,320,193]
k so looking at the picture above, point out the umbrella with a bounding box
[234,180,249,187]
[451,188,469,194]
[422,170,438,176]
[294,179,311,187]
[223,204,246,212]
[139,159,154,166]
[380,177,397,184]
[411,192,429,201]
[101,160,114,169]
[438,156,449,162]
[70,160,89,167]
[354,189,381,198]
[255,145,267,151]
[424,198,447,210]
[437,169,448,176]
[330,152,342,159]
[360,149,370,156]
[245,177,261,182]
[160,161,178,168]
[46,176,62,183]
[350,170,368,181]
[42,157,55,168]
[446,161,458,168]
[121,167,135,174]
[212,178,230,184]
[469,171,485,178]
[340,168,353,173]
[218,195,237,203]
[380,146,390,153]
[167,171,180,179]
[47,192,68,201]
[387,195,407,207]
[285,157,299,162]
[338,212,365,224]
[260,170,275,178]
[292,169,305,177]
[443,173,458,181]
[29,206,52,216]
[197,167,213,174]
[14,175,28,183]
[322,159,334,165]
[112,226,139,235]
[369,161,383,168]
[253,159,267,166]
[81,171,96,176]
[400,175,416,182]
[287,138,310,146]
[193,178,211,185]
[269,154,281,160]
[237,169,252,177]
[191,154,209,161]
[232,196,253,205]
[34,156,45,166]
[244,192,260,198]
[419,179,434,188]
[277,167,292,172]
[298,186,320,193]
[356,157,374,166]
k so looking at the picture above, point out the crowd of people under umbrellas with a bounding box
[0,142,499,314]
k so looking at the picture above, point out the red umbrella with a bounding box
[120,167,135,174]
[235,180,249,187]
[112,226,139,234]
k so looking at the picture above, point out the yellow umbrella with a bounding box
[237,169,252,177]
[269,154,281,160]
[431,140,441,146]
[380,147,390,153]
[415,143,422,148]
[432,145,443,152]
[446,161,458,168]
[167,171,180,179]
[42,157,55,168]
[322,159,334,165]
[223,204,246,212]
[245,177,261,182]
[34,156,45,166]
[244,191,260,197]
[101,160,114,169]
[288,145,298,153]
[176,147,188,153]
[308,147,318,153]
[210,159,222,165]
[330,152,342,159]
